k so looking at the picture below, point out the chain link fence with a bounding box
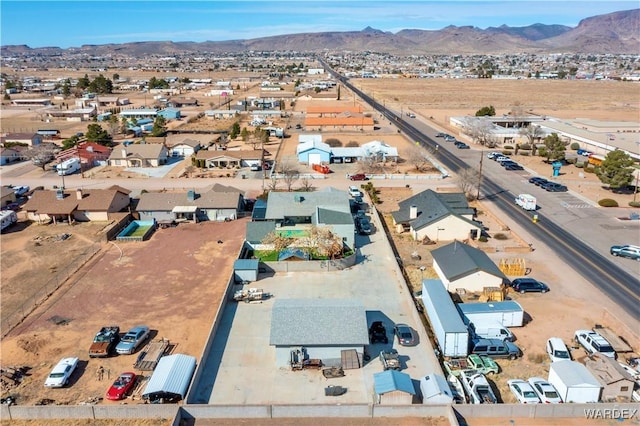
[1,242,101,338]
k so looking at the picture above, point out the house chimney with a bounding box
[76,188,83,200]
[409,205,418,220]
[121,149,127,158]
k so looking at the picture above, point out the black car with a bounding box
[542,182,567,192]
[455,143,470,149]
[369,321,388,344]
[504,164,524,171]
[528,177,547,185]
[511,278,549,293]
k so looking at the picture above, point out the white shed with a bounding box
[142,354,196,403]
[420,373,454,404]
[548,360,602,403]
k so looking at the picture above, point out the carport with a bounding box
[172,205,198,223]
[142,354,197,403]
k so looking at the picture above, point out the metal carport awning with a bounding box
[172,205,198,213]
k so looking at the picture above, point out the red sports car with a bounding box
[106,372,137,400]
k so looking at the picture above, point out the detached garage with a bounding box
[142,354,197,403]
[269,299,368,368]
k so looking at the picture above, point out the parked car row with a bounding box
[368,321,418,347]
[508,377,564,404]
[527,176,568,192]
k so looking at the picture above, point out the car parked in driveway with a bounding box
[510,277,549,293]
[369,321,388,344]
[357,217,372,235]
[348,173,368,181]
[348,185,362,197]
[546,337,571,362]
[528,377,563,403]
[471,338,521,360]
[508,379,541,404]
[610,244,640,261]
[106,372,137,400]
[115,326,150,355]
[393,323,418,346]
[44,357,79,388]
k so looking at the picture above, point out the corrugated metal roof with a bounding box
[269,299,368,346]
[142,354,196,400]
[374,370,416,395]
[431,241,506,281]
[421,279,468,333]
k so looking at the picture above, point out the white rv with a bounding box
[515,194,536,211]
[57,157,81,176]
[1,210,17,231]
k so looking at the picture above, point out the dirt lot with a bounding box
[0,219,247,406]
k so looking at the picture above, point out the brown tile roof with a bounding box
[23,187,130,214]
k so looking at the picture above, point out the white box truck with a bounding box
[421,279,469,357]
[515,194,536,211]
[457,301,524,327]
[57,157,81,176]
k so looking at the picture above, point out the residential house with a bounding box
[23,186,131,224]
[118,109,158,120]
[374,370,416,405]
[136,184,244,223]
[11,98,52,107]
[585,353,635,401]
[168,138,201,157]
[204,110,239,120]
[56,142,112,168]
[249,187,355,250]
[47,108,97,121]
[0,148,22,165]
[157,108,181,120]
[391,189,482,243]
[1,186,17,208]
[108,144,169,167]
[0,132,42,147]
[431,241,508,292]
[269,299,368,368]
[195,149,267,169]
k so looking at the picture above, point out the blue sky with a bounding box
[1,1,636,48]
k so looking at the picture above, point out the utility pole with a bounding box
[477,149,484,200]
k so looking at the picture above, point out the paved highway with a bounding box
[320,58,639,320]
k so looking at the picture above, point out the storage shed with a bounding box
[374,370,416,405]
[548,360,602,403]
[420,373,454,404]
[142,354,196,403]
[457,300,524,327]
[585,353,636,401]
[421,279,469,357]
[233,259,259,283]
[269,299,368,368]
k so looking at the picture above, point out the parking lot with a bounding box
[190,208,441,405]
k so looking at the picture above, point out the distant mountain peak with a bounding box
[362,26,383,34]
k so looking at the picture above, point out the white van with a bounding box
[469,321,514,342]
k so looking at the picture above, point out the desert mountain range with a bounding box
[2,8,639,56]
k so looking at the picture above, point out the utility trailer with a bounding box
[134,339,170,371]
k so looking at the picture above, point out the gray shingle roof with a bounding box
[265,189,350,221]
[431,241,507,281]
[245,221,276,243]
[136,188,240,212]
[270,299,368,346]
[392,189,476,230]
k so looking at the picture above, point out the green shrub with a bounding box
[565,158,576,165]
[519,151,530,157]
[501,151,512,156]
[575,162,585,168]
[628,201,640,208]
[583,166,596,174]
[493,233,509,240]
[570,142,580,150]
[519,143,532,150]
[598,198,619,207]
[478,235,488,242]
[503,145,514,150]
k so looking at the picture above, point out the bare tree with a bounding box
[298,178,315,192]
[267,177,280,191]
[462,117,495,146]
[358,155,384,174]
[519,124,544,148]
[261,231,294,252]
[307,226,343,259]
[277,159,299,192]
[22,144,58,170]
[456,167,481,200]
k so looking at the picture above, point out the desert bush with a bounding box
[575,162,585,168]
[501,151,512,156]
[519,151,530,157]
[583,166,596,173]
[504,145,514,150]
[325,138,342,147]
[478,235,488,243]
[527,352,547,364]
[628,201,640,208]
[565,158,576,165]
[570,142,580,150]
[519,143,532,150]
[346,140,359,147]
[598,198,619,207]
[493,233,509,240]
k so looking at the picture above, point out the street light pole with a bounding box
[477,149,484,200]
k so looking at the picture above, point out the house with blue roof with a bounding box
[391,189,482,243]
[373,370,416,404]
